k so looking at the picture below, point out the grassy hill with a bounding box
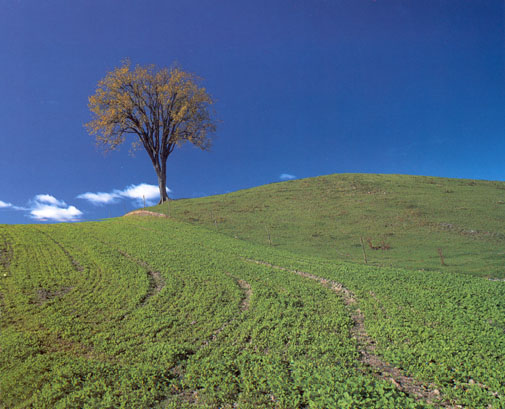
[151,173,505,278]
[1,174,505,408]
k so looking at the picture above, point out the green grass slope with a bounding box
[1,216,505,408]
[151,173,505,278]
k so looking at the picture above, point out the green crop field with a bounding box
[1,174,505,408]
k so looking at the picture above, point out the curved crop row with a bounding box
[1,216,504,408]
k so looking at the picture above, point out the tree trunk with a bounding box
[156,164,169,204]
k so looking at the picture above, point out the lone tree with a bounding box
[86,61,217,203]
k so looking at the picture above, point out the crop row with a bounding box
[129,216,505,408]
[2,216,505,408]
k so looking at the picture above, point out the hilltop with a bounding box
[151,173,505,278]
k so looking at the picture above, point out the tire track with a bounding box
[167,274,252,406]
[31,229,82,304]
[201,273,252,347]
[245,258,453,408]
[236,277,252,312]
[35,228,84,272]
[87,235,165,308]
[115,248,165,306]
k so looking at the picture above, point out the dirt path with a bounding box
[245,258,454,408]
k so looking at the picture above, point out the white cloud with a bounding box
[76,191,120,205]
[118,183,172,206]
[118,183,161,201]
[280,173,296,180]
[0,200,12,208]
[34,194,66,207]
[30,204,82,222]
[30,195,82,222]
[0,195,81,222]
[0,200,27,211]
[78,183,171,207]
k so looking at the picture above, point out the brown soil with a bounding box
[245,258,456,408]
[124,210,168,218]
[236,278,252,311]
[36,286,73,305]
[46,334,114,362]
[0,237,13,272]
[6,318,115,364]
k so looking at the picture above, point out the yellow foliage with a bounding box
[85,60,217,157]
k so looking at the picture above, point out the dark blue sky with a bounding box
[1,0,504,223]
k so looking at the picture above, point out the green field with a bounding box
[1,174,505,408]
[152,173,505,278]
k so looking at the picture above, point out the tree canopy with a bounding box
[86,60,217,203]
